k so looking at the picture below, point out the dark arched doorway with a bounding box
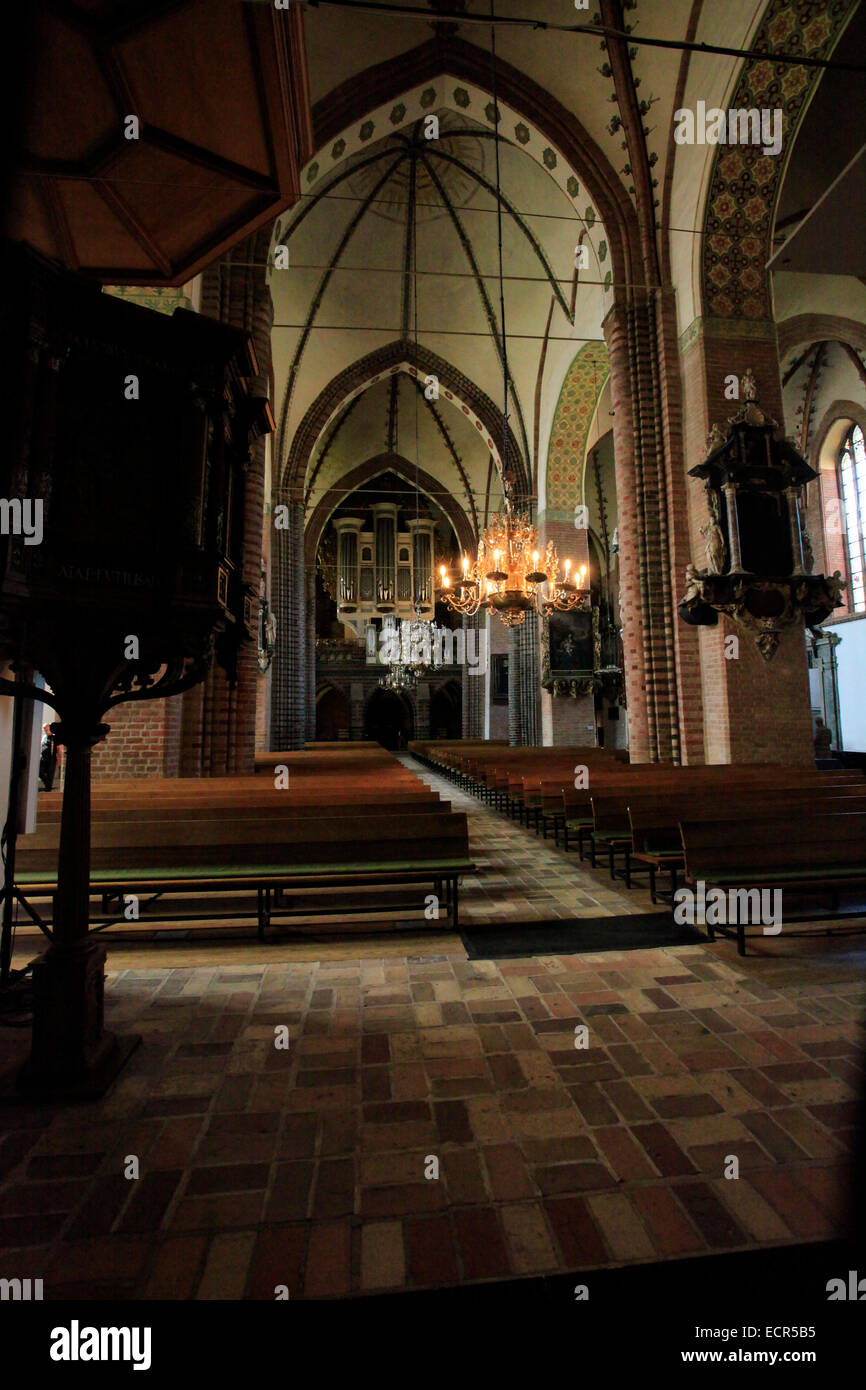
[430,679,462,740]
[316,684,349,742]
[365,688,414,750]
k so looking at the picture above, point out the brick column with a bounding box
[507,614,540,747]
[270,494,306,750]
[680,318,814,765]
[538,513,595,746]
[350,682,365,741]
[415,681,430,739]
[194,227,273,774]
[604,292,683,764]
[304,565,317,744]
[461,613,485,739]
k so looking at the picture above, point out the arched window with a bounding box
[838,423,866,613]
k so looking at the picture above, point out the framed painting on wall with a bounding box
[541,606,600,695]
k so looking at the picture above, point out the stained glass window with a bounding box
[838,424,866,614]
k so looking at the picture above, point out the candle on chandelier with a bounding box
[580,564,587,585]
[564,558,571,576]
[462,555,469,573]
[532,550,538,567]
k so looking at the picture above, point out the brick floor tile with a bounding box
[266,1162,314,1221]
[747,1170,838,1239]
[360,1181,445,1218]
[318,1112,359,1156]
[632,1123,697,1177]
[246,1225,307,1299]
[26,1152,105,1180]
[482,1144,536,1200]
[444,1149,488,1205]
[501,1202,558,1273]
[711,1178,793,1243]
[46,1236,151,1284]
[534,1162,617,1195]
[673,1182,749,1248]
[363,1101,430,1125]
[630,1186,705,1256]
[196,1230,257,1300]
[453,1206,511,1280]
[171,1192,265,1231]
[186,1163,270,1196]
[651,1092,724,1119]
[594,1126,657,1182]
[389,1064,428,1100]
[585,1192,656,1261]
[601,1079,656,1122]
[117,1170,182,1233]
[312,1157,356,1219]
[140,1234,206,1299]
[741,1112,810,1163]
[568,1083,620,1126]
[304,1221,352,1297]
[543,1196,607,1266]
[361,1067,392,1103]
[360,1221,406,1291]
[406,1214,459,1286]
[433,1099,474,1144]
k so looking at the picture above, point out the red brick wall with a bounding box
[680,321,814,765]
[91,694,184,782]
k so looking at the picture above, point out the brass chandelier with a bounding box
[437,500,588,628]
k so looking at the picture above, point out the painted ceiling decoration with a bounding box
[289,77,608,284]
[701,0,859,320]
[271,108,609,486]
[546,340,610,514]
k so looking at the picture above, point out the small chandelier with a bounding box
[377,612,447,690]
[436,500,588,628]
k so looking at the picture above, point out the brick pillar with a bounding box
[270,494,305,750]
[350,682,365,741]
[416,681,430,739]
[195,227,273,774]
[507,614,540,747]
[680,319,814,765]
[604,292,683,764]
[304,565,317,744]
[461,613,485,739]
[538,513,595,746]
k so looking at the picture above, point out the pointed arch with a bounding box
[282,339,528,498]
[309,33,642,294]
[304,451,476,568]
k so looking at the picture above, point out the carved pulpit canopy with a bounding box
[678,370,844,660]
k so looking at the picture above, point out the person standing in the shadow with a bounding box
[38,721,58,791]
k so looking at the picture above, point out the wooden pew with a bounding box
[16,809,473,939]
[629,786,866,899]
[679,812,866,955]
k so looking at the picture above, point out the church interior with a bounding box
[1,0,865,1337]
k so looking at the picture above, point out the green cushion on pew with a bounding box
[18,857,475,887]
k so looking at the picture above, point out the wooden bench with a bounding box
[679,811,866,955]
[16,810,473,940]
[630,786,866,900]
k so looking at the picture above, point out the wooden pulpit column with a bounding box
[0,245,271,1097]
